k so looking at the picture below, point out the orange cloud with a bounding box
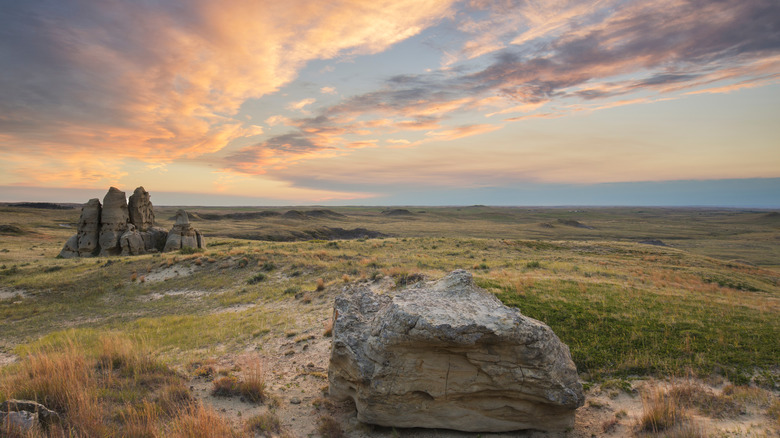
[0,0,456,187]
[425,124,502,141]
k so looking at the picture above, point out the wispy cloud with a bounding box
[224,0,780,186]
[1,0,777,197]
[0,0,456,186]
[287,98,317,111]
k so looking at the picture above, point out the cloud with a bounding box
[425,124,502,141]
[287,98,317,111]
[0,0,456,186]
[320,86,337,95]
[265,115,293,127]
[223,0,780,183]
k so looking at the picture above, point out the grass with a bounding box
[1,204,778,435]
[0,334,227,437]
[638,387,691,434]
[244,412,284,435]
[210,358,267,402]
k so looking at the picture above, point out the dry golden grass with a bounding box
[638,387,692,434]
[168,403,236,438]
[238,357,267,403]
[0,334,231,437]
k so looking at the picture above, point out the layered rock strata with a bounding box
[328,270,584,432]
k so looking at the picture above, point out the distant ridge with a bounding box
[7,202,75,210]
[381,208,413,216]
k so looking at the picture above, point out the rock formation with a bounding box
[59,198,102,258]
[77,198,102,256]
[59,186,186,258]
[163,209,205,252]
[328,270,584,432]
[98,187,131,256]
[128,186,155,231]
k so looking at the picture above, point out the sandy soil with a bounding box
[0,287,28,301]
[143,264,198,283]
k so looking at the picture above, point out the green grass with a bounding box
[483,277,778,384]
[1,205,778,389]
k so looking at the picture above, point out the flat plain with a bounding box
[1,204,778,437]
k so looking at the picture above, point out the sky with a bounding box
[1,0,779,207]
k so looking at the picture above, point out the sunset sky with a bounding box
[1,0,779,206]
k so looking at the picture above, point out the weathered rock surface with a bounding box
[163,209,205,252]
[328,270,584,432]
[120,225,145,256]
[77,198,102,256]
[128,186,155,231]
[59,187,168,258]
[58,198,102,258]
[99,187,130,256]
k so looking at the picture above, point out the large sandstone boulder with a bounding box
[98,187,130,256]
[128,186,154,231]
[163,209,205,252]
[328,270,584,432]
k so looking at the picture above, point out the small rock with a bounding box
[290,397,301,405]
[2,411,37,432]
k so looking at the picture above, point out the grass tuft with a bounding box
[238,358,267,403]
[168,403,236,437]
[244,411,283,435]
[638,387,687,433]
[317,414,344,438]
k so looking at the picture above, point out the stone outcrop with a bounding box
[128,186,155,231]
[59,198,102,258]
[328,270,584,432]
[59,187,173,258]
[163,209,205,252]
[98,187,131,256]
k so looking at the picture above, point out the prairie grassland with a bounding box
[0,205,778,435]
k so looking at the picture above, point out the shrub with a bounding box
[316,278,325,291]
[211,376,238,397]
[317,415,343,438]
[283,286,301,295]
[244,412,282,435]
[247,272,266,284]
